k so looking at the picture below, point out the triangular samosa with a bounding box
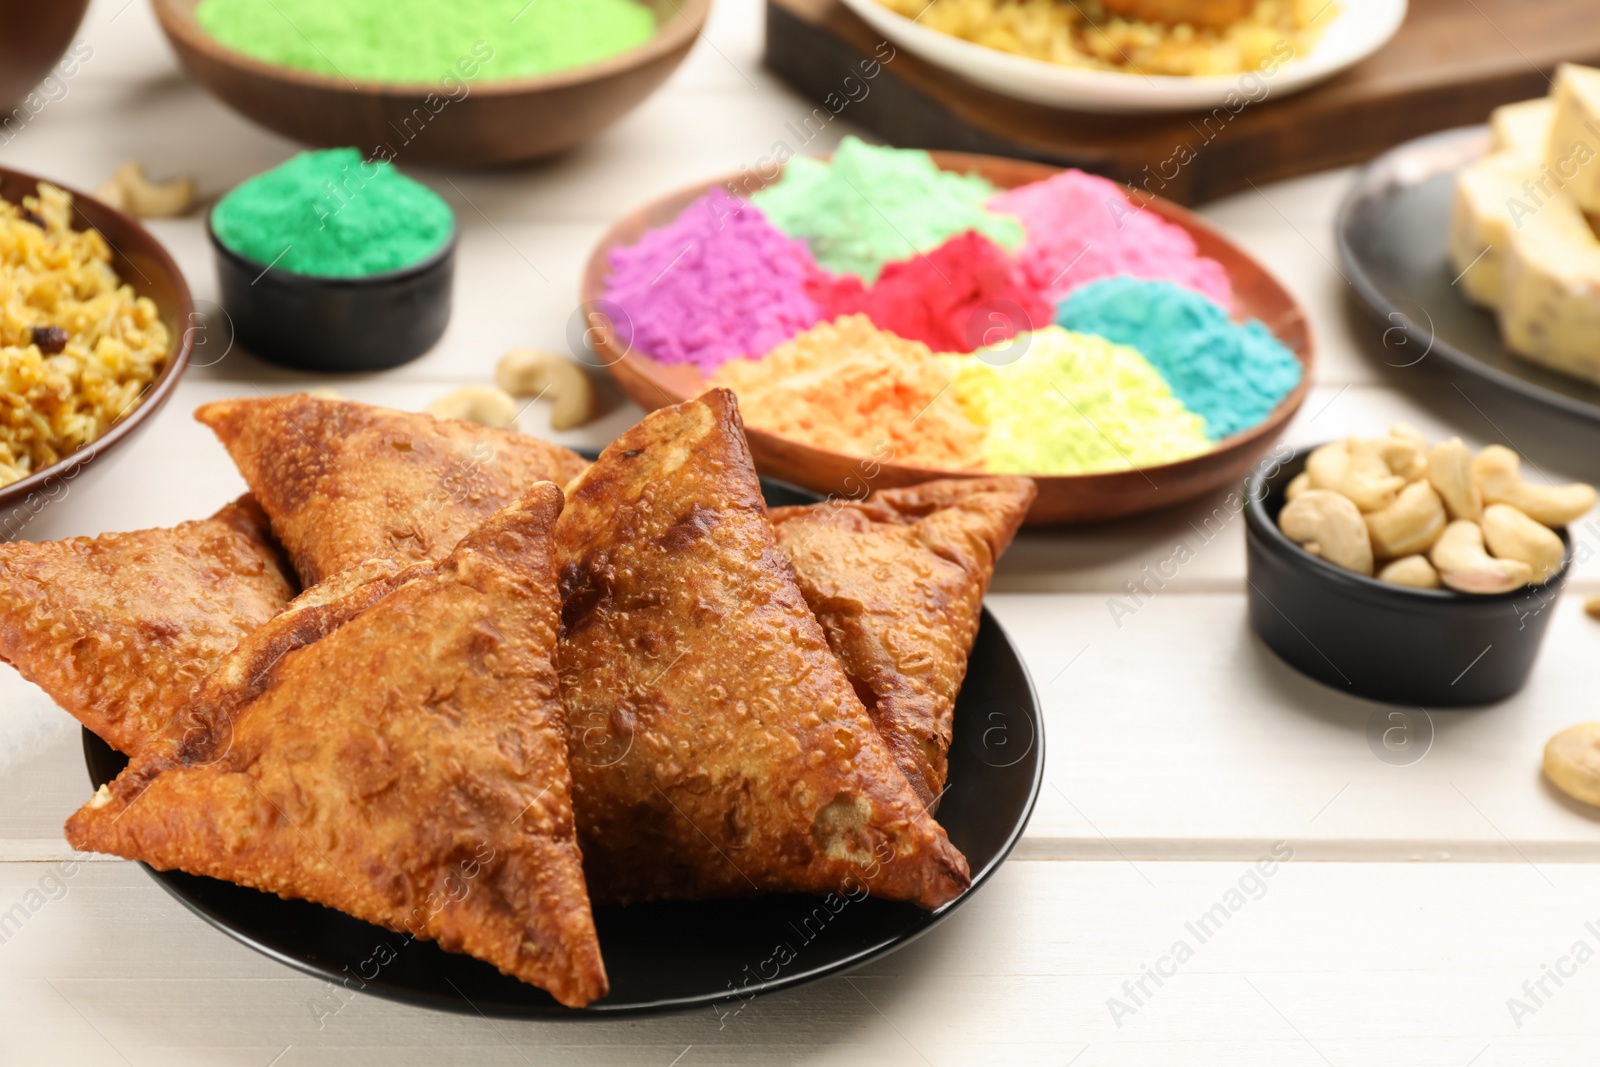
[195,395,590,586]
[66,484,609,1008]
[555,389,970,910]
[769,477,1035,806]
[0,495,295,757]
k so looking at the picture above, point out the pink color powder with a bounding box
[811,230,1053,353]
[989,170,1234,310]
[602,189,823,373]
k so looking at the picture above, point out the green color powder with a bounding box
[195,0,656,84]
[948,327,1213,475]
[213,149,454,278]
[751,137,1025,283]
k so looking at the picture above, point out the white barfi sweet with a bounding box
[1546,64,1600,216]
[1449,153,1543,308]
[1499,190,1600,385]
[1491,97,1555,163]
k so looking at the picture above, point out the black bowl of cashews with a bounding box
[1244,427,1595,706]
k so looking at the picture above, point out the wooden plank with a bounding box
[10,576,1600,860]
[763,0,1600,205]
[2,858,1598,1064]
[3,370,1594,590]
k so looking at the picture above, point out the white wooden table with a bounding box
[5,2,1600,1063]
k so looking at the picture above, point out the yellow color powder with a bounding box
[709,315,984,471]
[949,326,1212,475]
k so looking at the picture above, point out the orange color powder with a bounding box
[708,315,983,471]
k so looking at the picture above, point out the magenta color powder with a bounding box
[603,189,824,373]
[989,170,1235,310]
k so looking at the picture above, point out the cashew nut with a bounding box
[1472,445,1597,527]
[1390,422,1427,446]
[1587,596,1600,619]
[1544,723,1600,807]
[1426,438,1482,522]
[1364,480,1447,559]
[425,386,519,428]
[95,161,195,219]
[1365,434,1427,483]
[1429,520,1533,594]
[495,348,597,431]
[1481,503,1565,584]
[1305,439,1407,513]
[1285,472,1311,502]
[1279,489,1374,575]
[1378,555,1441,589]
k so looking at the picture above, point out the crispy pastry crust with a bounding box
[195,395,590,586]
[769,477,1036,806]
[555,389,970,910]
[67,485,609,1008]
[0,495,296,757]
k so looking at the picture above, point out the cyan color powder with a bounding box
[1058,277,1302,440]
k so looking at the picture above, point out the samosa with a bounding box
[195,394,589,585]
[555,389,969,910]
[0,496,295,757]
[67,484,609,1008]
[769,477,1035,806]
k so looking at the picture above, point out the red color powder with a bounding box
[810,231,1052,353]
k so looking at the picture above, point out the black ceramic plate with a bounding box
[81,474,1043,1018]
[1337,126,1600,425]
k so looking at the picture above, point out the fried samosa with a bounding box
[769,477,1035,807]
[67,484,609,1008]
[0,496,296,757]
[556,389,970,910]
[195,394,590,586]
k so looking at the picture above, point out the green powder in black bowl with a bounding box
[211,148,454,278]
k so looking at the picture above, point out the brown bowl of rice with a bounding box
[0,167,193,525]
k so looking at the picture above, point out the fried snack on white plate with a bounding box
[67,485,609,1008]
[0,495,295,757]
[555,388,970,910]
[196,394,590,585]
[768,476,1036,807]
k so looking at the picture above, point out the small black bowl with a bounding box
[208,213,455,373]
[1244,447,1571,707]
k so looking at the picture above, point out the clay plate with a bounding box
[0,167,193,518]
[580,152,1314,525]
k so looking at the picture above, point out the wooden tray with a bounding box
[764,0,1600,205]
[580,153,1314,527]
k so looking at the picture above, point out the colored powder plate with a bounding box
[196,0,656,83]
[752,137,1024,284]
[814,230,1054,354]
[949,326,1213,476]
[604,189,824,373]
[989,170,1234,309]
[212,148,454,278]
[1058,278,1302,440]
[710,315,984,471]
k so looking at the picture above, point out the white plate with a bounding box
[838,0,1408,113]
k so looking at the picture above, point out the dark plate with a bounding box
[1336,126,1600,426]
[81,473,1043,1018]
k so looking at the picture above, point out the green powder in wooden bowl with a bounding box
[195,0,658,84]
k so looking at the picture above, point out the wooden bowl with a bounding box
[0,0,90,113]
[0,168,194,517]
[580,153,1315,526]
[150,0,710,166]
